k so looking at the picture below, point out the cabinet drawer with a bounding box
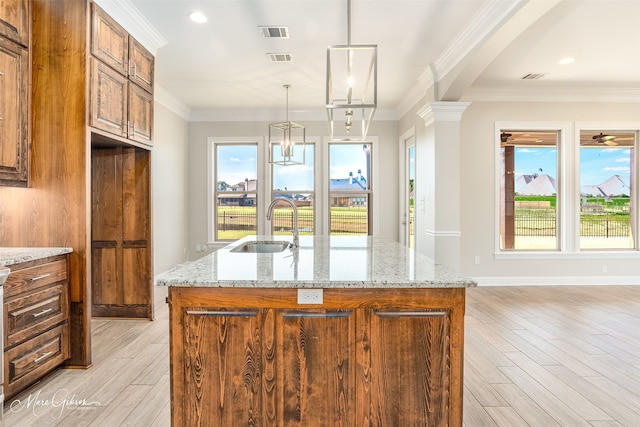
[5,283,69,348]
[5,323,70,398]
[4,257,68,299]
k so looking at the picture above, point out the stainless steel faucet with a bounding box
[266,197,299,247]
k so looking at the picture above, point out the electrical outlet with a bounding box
[196,244,202,252]
[474,256,480,265]
[298,289,323,305]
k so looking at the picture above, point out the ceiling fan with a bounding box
[500,132,512,143]
[592,133,618,146]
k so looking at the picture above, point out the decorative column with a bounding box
[415,101,470,269]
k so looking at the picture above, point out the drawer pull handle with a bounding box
[33,308,54,318]
[30,273,51,282]
[34,351,53,364]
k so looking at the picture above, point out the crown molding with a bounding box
[154,85,191,120]
[462,85,640,103]
[417,102,471,127]
[93,0,167,55]
[189,107,399,122]
[433,0,526,81]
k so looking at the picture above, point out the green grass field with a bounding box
[216,205,368,240]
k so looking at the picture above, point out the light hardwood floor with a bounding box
[2,285,639,426]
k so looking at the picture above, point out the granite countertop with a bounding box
[157,236,476,289]
[0,247,73,267]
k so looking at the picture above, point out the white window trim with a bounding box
[323,136,379,237]
[494,121,640,260]
[269,139,319,235]
[208,137,264,243]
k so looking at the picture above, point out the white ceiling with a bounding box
[99,0,640,121]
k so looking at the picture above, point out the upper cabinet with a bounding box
[0,0,29,47]
[0,0,29,187]
[90,3,154,146]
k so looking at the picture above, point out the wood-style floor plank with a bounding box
[2,285,640,426]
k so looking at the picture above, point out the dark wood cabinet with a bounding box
[91,146,153,319]
[3,254,70,398]
[0,28,29,187]
[169,287,465,426]
[90,3,154,146]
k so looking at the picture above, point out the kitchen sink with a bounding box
[230,241,291,253]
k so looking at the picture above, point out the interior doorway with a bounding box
[400,131,415,248]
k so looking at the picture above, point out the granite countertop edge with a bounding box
[157,278,476,289]
[0,247,73,267]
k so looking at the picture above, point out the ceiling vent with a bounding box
[521,73,547,80]
[267,53,293,63]
[259,26,289,39]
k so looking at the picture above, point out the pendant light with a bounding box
[269,84,306,166]
[326,0,377,142]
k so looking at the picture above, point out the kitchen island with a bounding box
[157,236,476,426]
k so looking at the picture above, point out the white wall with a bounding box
[152,103,190,274]
[187,120,400,259]
[459,101,640,284]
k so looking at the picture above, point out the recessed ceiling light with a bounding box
[188,11,207,23]
[559,57,575,65]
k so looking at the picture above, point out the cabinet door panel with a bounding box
[0,37,28,186]
[91,3,128,75]
[369,309,450,427]
[129,36,154,93]
[0,0,29,46]
[128,83,153,145]
[91,59,128,137]
[182,309,264,426]
[278,310,356,426]
[92,147,152,318]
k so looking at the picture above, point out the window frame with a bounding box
[495,122,640,260]
[209,137,264,243]
[327,140,375,236]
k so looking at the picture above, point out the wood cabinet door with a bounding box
[180,308,265,426]
[91,3,128,76]
[0,0,29,46]
[128,36,154,93]
[92,147,152,318]
[368,309,451,427]
[0,37,28,186]
[277,309,357,426]
[90,59,128,138]
[128,83,153,145]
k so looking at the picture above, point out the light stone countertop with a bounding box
[0,247,73,267]
[157,236,476,289]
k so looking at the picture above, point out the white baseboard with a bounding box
[472,276,640,286]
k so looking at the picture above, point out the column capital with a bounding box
[417,101,471,126]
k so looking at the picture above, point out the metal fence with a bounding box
[217,210,369,235]
[515,210,631,238]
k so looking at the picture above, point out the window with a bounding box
[329,143,372,235]
[270,143,315,236]
[499,130,559,250]
[580,131,636,250]
[213,143,258,241]
[497,124,639,254]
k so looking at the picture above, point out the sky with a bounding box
[515,147,632,186]
[216,143,371,192]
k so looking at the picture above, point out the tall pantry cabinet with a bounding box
[27,0,153,366]
[89,2,154,319]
